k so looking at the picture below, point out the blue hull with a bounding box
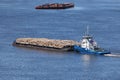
[73,45,111,55]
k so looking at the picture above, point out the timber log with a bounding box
[13,38,80,51]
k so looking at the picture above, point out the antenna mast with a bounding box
[86,25,89,36]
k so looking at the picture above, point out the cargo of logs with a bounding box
[35,3,74,9]
[13,38,80,51]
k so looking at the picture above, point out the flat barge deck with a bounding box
[13,38,80,51]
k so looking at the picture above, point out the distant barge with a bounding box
[35,3,74,9]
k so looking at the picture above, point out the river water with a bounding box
[0,0,120,80]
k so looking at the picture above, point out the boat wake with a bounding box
[104,53,120,57]
[69,7,85,10]
[74,7,85,10]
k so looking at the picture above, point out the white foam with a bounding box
[68,7,85,10]
[104,54,120,57]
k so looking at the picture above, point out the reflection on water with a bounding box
[81,54,96,67]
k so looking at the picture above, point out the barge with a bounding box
[35,3,74,9]
[13,38,80,51]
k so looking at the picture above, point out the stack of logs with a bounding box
[13,38,80,51]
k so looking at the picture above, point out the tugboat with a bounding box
[35,3,74,9]
[73,27,111,55]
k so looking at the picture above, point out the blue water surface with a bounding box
[0,0,120,80]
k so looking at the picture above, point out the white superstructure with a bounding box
[80,26,98,50]
[81,35,98,50]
